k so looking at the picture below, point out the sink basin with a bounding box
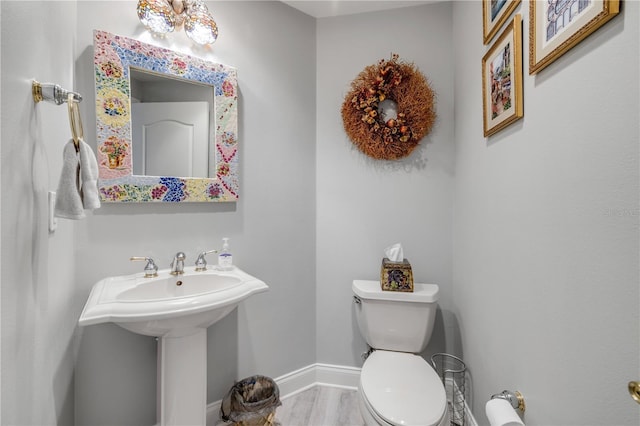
[79,266,268,337]
[79,265,268,425]
[117,273,241,301]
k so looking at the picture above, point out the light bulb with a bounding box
[184,4,218,45]
[137,0,176,34]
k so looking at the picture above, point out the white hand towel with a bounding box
[55,140,85,219]
[79,139,101,210]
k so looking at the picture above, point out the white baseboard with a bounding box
[206,363,476,426]
[299,363,361,392]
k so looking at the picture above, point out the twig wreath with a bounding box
[342,54,436,160]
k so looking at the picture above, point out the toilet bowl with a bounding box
[353,280,449,426]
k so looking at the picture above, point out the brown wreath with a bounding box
[342,54,436,160]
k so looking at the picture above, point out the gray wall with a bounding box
[315,2,456,366]
[1,2,78,424]
[452,1,639,425]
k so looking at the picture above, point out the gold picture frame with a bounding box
[529,0,620,74]
[483,0,521,44]
[482,14,523,137]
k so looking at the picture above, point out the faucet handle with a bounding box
[130,257,158,278]
[195,249,218,271]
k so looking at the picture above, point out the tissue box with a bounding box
[380,258,414,292]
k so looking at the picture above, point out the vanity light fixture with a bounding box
[136,0,218,45]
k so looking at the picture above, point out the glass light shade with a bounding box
[184,8,218,45]
[137,0,176,34]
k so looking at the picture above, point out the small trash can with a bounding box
[431,353,467,426]
[220,375,282,426]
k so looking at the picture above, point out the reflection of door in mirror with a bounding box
[132,102,210,178]
[129,67,215,178]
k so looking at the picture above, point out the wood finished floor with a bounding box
[275,385,364,426]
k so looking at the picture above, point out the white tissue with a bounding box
[485,399,524,426]
[384,243,404,262]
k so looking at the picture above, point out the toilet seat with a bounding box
[360,350,448,426]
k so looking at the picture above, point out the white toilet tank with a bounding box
[352,280,439,353]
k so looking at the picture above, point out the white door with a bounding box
[131,101,210,178]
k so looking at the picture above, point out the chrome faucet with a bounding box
[195,249,218,271]
[170,252,186,275]
[130,256,158,278]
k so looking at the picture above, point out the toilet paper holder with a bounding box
[491,390,525,413]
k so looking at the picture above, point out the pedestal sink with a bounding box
[79,266,268,425]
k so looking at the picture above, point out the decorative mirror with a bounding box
[93,30,238,202]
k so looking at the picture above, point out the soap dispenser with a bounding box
[218,237,233,270]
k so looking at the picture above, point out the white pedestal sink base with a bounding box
[79,267,269,424]
[158,329,207,425]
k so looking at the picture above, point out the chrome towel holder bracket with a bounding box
[32,80,84,151]
[32,80,82,105]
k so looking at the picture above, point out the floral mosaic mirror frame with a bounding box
[94,30,238,202]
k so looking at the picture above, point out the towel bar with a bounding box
[67,94,84,150]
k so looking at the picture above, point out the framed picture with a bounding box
[529,0,620,74]
[482,14,523,137]
[483,0,521,44]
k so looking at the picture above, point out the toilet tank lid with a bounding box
[352,280,439,303]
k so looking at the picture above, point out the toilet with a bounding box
[353,279,449,426]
